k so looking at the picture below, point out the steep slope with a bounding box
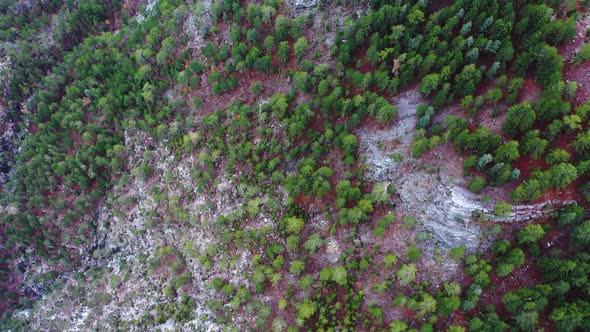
[1,1,590,331]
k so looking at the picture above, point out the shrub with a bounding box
[384,254,398,267]
[251,81,263,96]
[573,44,590,66]
[300,275,313,290]
[407,246,421,262]
[493,202,513,218]
[290,260,305,276]
[449,245,466,260]
[331,266,347,286]
[397,264,417,286]
[303,233,323,254]
[412,137,430,158]
[403,216,417,229]
[467,176,486,193]
[518,224,545,244]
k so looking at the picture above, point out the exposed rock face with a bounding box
[489,200,577,223]
[186,0,212,51]
[396,172,482,249]
[293,0,317,9]
[325,238,342,263]
[358,88,485,250]
[357,88,574,251]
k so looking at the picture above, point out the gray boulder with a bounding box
[293,0,317,9]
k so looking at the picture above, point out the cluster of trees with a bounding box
[410,204,586,330]
[440,115,520,189]
[333,0,581,201]
[1,0,192,298]
[2,0,589,330]
[190,33,409,328]
[434,59,581,199]
[174,60,395,327]
[480,5,579,198]
[335,0,520,110]
[138,0,590,330]
[503,86,588,202]
[481,205,590,331]
[176,0,590,329]
[423,205,588,331]
[191,0,317,94]
[511,161,578,202]
[0,0,115,107]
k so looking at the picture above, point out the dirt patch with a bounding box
[518,77,542,104]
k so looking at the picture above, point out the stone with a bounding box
[293,0,317,9]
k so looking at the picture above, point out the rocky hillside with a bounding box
[2,0,590,331]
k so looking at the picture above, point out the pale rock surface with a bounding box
[358,88,573,250]
[293,0,318,9]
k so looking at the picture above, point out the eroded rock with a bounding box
[357,87,573,251]
[395,171,483,249]
[358,88,484,250]
[293,0,317,9]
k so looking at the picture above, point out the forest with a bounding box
[0,0,590,330]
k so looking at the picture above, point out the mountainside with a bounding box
[2,0,590,331]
